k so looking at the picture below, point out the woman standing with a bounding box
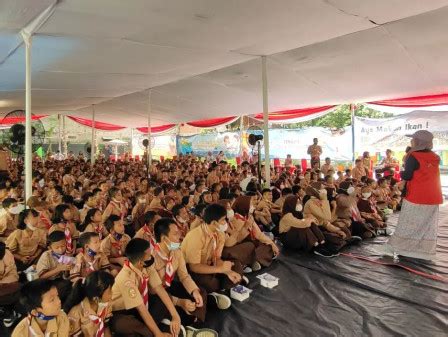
[388,130,443,260]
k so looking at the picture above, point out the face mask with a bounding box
[347,186,355,195]
[87,248,97,257]
[299,175,304,179]
[362,192,372,199]
[227,210,235,220]
[217,222,228,233]
[9,204,24,215]
[166,240,181,251]
[138,198,146,204]
[177,217,186,224]
[249,206,255,215]
[280,184,285,190]
[143,257,154,268]
[27,223,37,231]
[295,204,303,212]
[319,189,327,195]
[35,312,56,321]
[113,233,123,241]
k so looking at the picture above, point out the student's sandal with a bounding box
[209,292,231,309]
[186,326,219,337]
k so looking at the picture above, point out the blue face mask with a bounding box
[87,248,97,257]
[113,233,123,241]
[51,252,62,259]
[35,312,56,321]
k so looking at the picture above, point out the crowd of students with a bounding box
[0,152,401,337]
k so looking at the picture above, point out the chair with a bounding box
[301,159,308,173]
[273,158,281,168]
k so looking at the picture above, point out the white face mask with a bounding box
[227,209,235,220]
[138,198,146,204]
[9,204,24,215]
[319,189,327,195]
[299,175,304,179]
[280,184,285,190]
[295,204,303,212]
[27,223,37,231]
[362,192,372,199]
[217,222,228,233]
[347,186,355,195]
[249,206,255,215]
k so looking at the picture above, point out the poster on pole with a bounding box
[177,132,241,158]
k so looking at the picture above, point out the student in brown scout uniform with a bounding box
[82,208,109,240]
[134,211,160,249]
[102,187,128,223]
[100,215,131,268]
[154,218,209,324]
[71,232,113,282]
[181,204,243,307]
[225,197,279,270]
[0,241,20,328]
[0,198,20,241]
[6,209,46,271]
[49,204,80,256]
[12,279,70,337]
[110,238,180,337]
[27,197,52,231]
[64,271,115,337]
[36,231,74,303]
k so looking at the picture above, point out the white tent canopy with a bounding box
[2,0,448,127]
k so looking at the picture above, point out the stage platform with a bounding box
[206,203,448,337]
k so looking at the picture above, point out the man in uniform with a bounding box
[307,138,323,168]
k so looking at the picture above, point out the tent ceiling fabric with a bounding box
[1,1,448,127]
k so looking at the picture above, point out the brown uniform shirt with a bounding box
[0,212,18,238]
[12,312,70,337]
[6,228,46,258]
[181,225,225,266]
[69,252,111,281]
[0,249,19,283]
[303,197,332,225]
[279,213,310,233]
[154,248,198,294]
[225,215,273,247]
[36,250,66,280]
[68,297,113,337]
[111,262,162,311]
[100,233,131,259]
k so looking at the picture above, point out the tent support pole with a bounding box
[351,104,356,163]
[147,90,152,169]
[58,114,62,154]
[62,115,67,156]
[130,128,134,158]
[91,105,96,165]
[261,56,271,186]
[23,34,32,203]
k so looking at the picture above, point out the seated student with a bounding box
[12,279,69,337]
[6,209,46,271]
[0,241,20,328]
[375,177,397,210]
[255,189,280,230]
[36,231,73,302]
[189,204,207,231]
[49,204,79,256]
[226,197,278,269]
[357,186,389,235]
[101,215,131,268]
[132,191,147,223]
[181,204,243,301]
[304,182,349,240]
[82,208,108,240]
[102,187,127,223]
[27,197,52,231]
[63,195,81,225]
[154,218,209,323]
[171,204,189,240]
[0,198,20,240]
[279,195,330,254]
[158,196,175,218]
[110,238,180,337]
[79,192,97,223]
[71,232,113,282]
[134,211,160,247]
[351,159,368,182]
[335,171,345,186]
[148,187,164,212]
[335,181,376,239]
[64,271,115,337]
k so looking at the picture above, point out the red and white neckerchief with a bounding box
[84,301,107,337]
[142,225,157,251]
[62,223,74,254]
[83,253,98,273]
[235,213,257,240]
[350,205,362,222]
[157,250,175,287]
[124,260,149,307]
[202,224,219,266]
[94,225,105,240]
[39,212,52,230]
[111,239,123,257]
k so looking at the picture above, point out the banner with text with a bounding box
[355,110,448,153]
[177,132,241,158]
